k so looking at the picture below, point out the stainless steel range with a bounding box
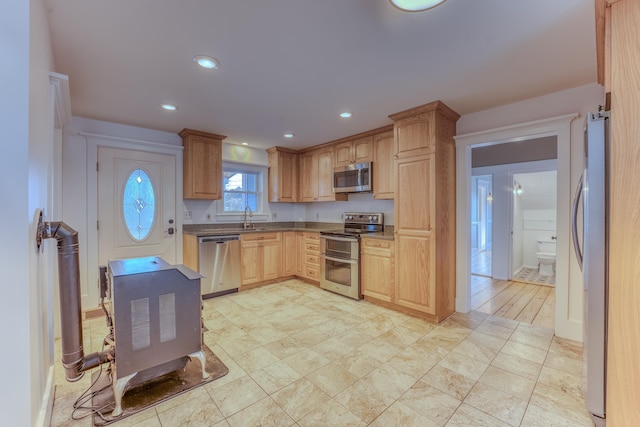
[320,212,384,299]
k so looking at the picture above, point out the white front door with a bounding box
[98,147,177,265]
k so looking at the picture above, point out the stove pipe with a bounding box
[45,221,109,381]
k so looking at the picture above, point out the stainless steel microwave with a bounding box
[333,162,372,193]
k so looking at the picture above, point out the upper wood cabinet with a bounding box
[267,147,298,202]
[334,135,373,167]
[299,148,347,202]
[373,130,394,200]
[390,101,459,322]
[180,128,226,200]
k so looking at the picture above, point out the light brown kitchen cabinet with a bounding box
[389,101,458,322]
[183,233,199,271]
[334,135,373,167]
[240,232,281,286]
[179,128,226,200]
[373,130,394,199]
[301,232,320,282]
[267,147,298,202]
[299,149,347,202]
[599,0,640,423]
[295,232,305,276]
[281,231,297,277]
[361,238,394,302]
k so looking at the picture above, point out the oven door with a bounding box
[319,254,360,300]
[321,235,359,260]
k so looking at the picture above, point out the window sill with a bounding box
[215,213,270,222]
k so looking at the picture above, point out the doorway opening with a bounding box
[511,170,557,287]
[471,175,493,277]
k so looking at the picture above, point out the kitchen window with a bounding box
[222,167,262,213]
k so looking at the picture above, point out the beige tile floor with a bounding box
[51,279,593,426]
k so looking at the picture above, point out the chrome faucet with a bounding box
[243,204,253,229]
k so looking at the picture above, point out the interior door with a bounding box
[98,147,177,265]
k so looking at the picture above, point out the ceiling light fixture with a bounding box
[339,112,353,118]
[389,0,447,12]
[193,55,220,70]
[241,142,249,146]
[161,104,178,111]
[283,133,295,139]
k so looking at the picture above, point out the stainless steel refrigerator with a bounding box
[572,111,609,426]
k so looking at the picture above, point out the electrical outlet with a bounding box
[183,210,192,220]
[316,212,319,219]
[272,212,277,219]
[206,211,212,221]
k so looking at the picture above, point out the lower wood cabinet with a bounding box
[281,231,297,277]
[301,232,320,282]
[361,238,394,302]
[240,232,281,286]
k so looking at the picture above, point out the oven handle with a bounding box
[321,235,359,243]
[320,254,358,264]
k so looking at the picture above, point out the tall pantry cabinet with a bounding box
[389,101,459,322]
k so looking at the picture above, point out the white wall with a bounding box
[457,83,604,341]
[512,192,524,274]
[1,0,57,424]
[521,209,557,269]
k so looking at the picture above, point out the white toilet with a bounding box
[536,239,557,276]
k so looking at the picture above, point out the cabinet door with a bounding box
[352,136,372,164]
[181,130,224,200]
[395,234,435,314]
[317,149,335,200]
[281,231,296,276]
[394,112,434,159]
[394,154,436,314]
[295,232,304,275]
[361,240,393,302]
[300,152,317,202]
[334,141,353,167]
[373,131,394,200]
[279,151,298,202]
[240,241,260,285]
[261,241,281,281]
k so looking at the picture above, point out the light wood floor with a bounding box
[471,248,492,277]
[470,274,555,329]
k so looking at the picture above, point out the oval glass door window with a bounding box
[123,168,156,241]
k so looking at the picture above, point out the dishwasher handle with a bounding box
[199,235,240,244]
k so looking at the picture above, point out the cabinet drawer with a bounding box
[305,253,319,265]
[305,266,319,280]
[304,233,320,241]
[242,232,280,242]
[362,239,392,249]
[305,242,320,252]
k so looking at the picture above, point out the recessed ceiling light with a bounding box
[193,55,220,70]
[161,104,178,111]
[389,0,447,12]
[283,133,295,139]
[241,142,249,146]
[339,112,353,118]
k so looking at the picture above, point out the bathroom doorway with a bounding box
[510,170,557,287]
[471,175,493,277]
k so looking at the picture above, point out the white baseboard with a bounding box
[36,365,55,427]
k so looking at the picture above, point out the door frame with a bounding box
[455,113,581,341]
[84,133,183,309]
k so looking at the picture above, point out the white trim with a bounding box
[79,131,184,151]
[49,72,71,128]
[455,113,581,341]
[82,132,183,309]
[35,366,55,427]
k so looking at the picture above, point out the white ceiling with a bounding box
[44,0,596,150]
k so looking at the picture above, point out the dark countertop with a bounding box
[183,222,394,240]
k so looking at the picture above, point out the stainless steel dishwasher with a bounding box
[198,235,241,299]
